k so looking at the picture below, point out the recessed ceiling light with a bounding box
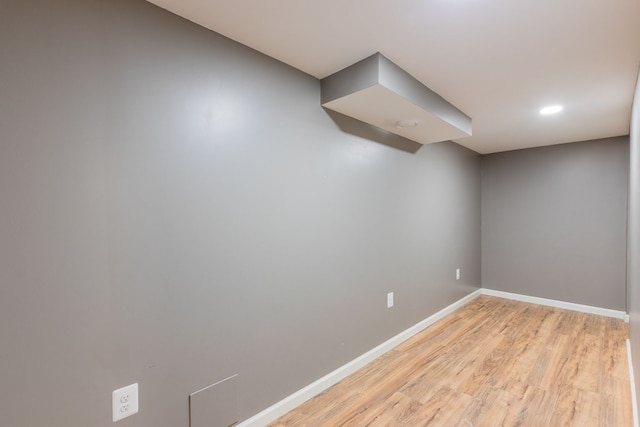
[539,105,563,115]
[395,119,419,128]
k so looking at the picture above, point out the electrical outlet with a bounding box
[387,292,394,308]
[456,268,461,281]
[112,383,139,422]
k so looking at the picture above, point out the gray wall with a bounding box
[628,69,640,411]
[0,1,481,426]
[482,137,628,310]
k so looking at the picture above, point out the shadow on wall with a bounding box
[324,109,423,154]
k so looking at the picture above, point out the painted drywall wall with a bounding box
[482,137,628,310]
[628,68,640,411]
[0,1,481,426]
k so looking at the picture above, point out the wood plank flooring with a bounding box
[268,296,631,426]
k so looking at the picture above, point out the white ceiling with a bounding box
[145,0,640,154]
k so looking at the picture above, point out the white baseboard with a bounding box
[237,288,483,427]
[480,288,627,321]
[238,288,628,426]
[627,339,639,427]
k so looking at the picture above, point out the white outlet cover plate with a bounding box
[112,383,139,422]
[387,292,394,308]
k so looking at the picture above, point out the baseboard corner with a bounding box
[479,288,626,320]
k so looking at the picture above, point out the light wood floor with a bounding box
[268,296,631,426]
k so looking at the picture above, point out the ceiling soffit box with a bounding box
[321,53,472,145]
